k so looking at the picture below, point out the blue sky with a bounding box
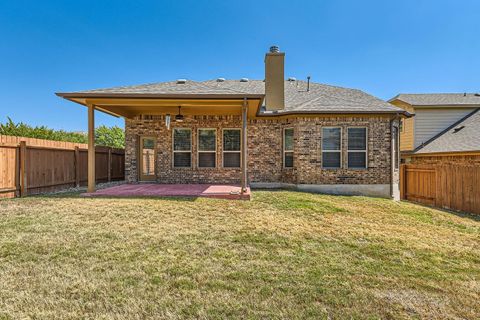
[1,0,479,131]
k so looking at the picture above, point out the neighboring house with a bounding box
[394,107,480,215]
[402,108,480,165]
[389,93,480,152]
[57,46,408,198]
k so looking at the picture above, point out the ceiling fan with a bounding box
[175,106,184,122]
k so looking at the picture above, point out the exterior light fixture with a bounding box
[165,114,171,130]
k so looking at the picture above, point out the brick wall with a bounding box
[125,115,395,186]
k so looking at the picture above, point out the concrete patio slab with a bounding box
[81,183,251,200]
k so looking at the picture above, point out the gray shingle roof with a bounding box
[80,80,248,95]
[391,93,480,106]
[70,79,404,114]
[414,108,480,154]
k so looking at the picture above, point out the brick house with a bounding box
[57,46,408,198]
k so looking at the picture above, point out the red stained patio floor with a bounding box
[81,183,251,200]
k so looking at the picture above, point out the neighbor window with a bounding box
[198,129,216,168]
[347,127,367,169]
[223,129,241,168]
[322,127,341,169]
[173,128,191,167]
[283,128,294,168]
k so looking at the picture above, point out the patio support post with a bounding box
[241,98,248,193]
[87,103,96,193]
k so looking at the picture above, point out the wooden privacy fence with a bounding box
[400,164,480,215]
[0,135,124,198]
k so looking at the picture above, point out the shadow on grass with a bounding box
[33,192,199,202]
[402,199,480,223]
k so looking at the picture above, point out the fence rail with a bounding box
[0,135,124,198]
[400,164,480,215]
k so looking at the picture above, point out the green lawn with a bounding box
[0,191,479,319]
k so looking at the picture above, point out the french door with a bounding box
[139,137,156,181]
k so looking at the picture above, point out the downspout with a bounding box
[390,113,400,199]
[241,97,248,193]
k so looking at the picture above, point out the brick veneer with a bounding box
[125,115,396,186]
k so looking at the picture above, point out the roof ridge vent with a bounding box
[216,77,225,82]
[287,77,296,82]
[240,78,249,82]
[176,79,186,84]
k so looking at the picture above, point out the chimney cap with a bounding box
[269,45,280,53]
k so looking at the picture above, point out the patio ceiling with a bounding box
[56,93,264,118]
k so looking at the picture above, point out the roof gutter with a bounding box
[388,98,480,108]
[255,109,412,117]
[55,92,265,100]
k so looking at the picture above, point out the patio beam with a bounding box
[241,98,248,193]
[87,103,96,193]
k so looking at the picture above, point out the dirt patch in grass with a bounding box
[0,191,479,319]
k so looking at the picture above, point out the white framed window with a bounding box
[322,127,342,169]
[347,127,367,169]
[283,128,294,168]
[223,129,241,168]
[173,128,191,168]
[198,128,216,168]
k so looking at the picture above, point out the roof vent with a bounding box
[240,78,249,82]
[176,79,186,84]
[287,77,296,81]
[453,126,465,133]
[269,45,279,53]
[216,77,225,82]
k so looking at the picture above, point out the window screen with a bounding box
[223,129,241,168]
[322,128,341,168]
[348,128,367,169]
[173,128,191,167]
[284,128,294,168]
[198,129,216,168]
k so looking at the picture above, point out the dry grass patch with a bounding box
[0,191,479,319]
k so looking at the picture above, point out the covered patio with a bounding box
[82,183,251,200]
[56,88,264,200]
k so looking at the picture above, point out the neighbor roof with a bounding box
[58,79,406,115]
[390,93,480,106]
[414,108,480,154]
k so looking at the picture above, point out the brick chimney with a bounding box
[265,45,285,111]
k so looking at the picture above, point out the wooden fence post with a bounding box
[15,146,20,197]
[74,146,80,187]
[19,141,27,197]
[108,147,112,182]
